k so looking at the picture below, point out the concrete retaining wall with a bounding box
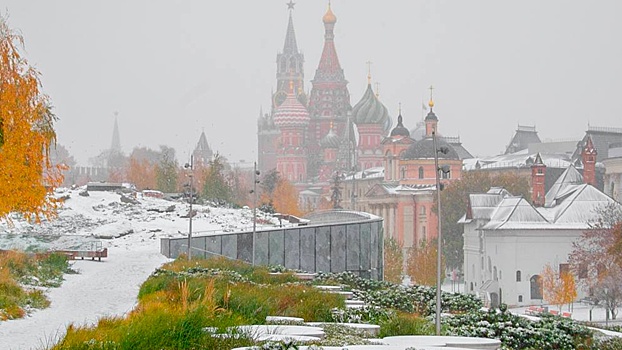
[161,217,383,280]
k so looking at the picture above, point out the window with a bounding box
[518,295,523,303]
[418,166,424,179]
[401,167,406,179]
[530,275,543,299]
[516,270,522,282]
[422,226,427,240]
[420,206,426,216]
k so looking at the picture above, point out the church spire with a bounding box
[283,2,298,55]
[275,1,305,106]
[314,1,343,81]
[110,112,121,152]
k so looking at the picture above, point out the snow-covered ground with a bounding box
[0,188,277,350]
[1,188,620,349]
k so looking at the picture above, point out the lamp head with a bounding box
[438,146,450,155]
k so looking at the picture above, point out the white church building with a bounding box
[461,145,620,307]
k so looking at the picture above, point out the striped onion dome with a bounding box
[352,84,389,126]
[273,91,310,128]
[320,127,341,149]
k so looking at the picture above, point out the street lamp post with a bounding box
[605,287,609,327]
[184,156,194,260]
[432,131,450,335]
[252,162,260,265]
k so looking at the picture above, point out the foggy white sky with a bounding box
[4,1,622,165]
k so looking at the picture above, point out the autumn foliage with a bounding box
[406,239,444,287]
[0,15,63,222]
[259,169,303,217]
[541,263,577,311]
[383,237,404,284]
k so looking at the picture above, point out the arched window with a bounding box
[418,166,424,179]
[530,275,543,299]
[516,270,522,282]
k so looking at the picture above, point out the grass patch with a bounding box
[0,250,72,320]
[53,257,345,349]
[378,311,435,337]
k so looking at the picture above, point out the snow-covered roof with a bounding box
[464,178,620,231]
[463,151,573,171]
[540,184,617,227]
[544,166,584,207]
[483,197,548,230]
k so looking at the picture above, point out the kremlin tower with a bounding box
[307,2,353,177]
[274,82,310,183]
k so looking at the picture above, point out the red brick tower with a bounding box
[274,83,310,183]
[531,152,546,207]
[582,136,597,186]
[258,2,306,174]
[307,2,352,177]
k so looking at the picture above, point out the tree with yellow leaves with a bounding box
[542,263,577,311]
[407,239,444,287]
[259,169,303,217]
[384,237,404,284]
[0,15,63,222]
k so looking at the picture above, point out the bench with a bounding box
[525,306,545,315]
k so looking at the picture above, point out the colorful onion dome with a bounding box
[352,84,389,126]
[273,90,310,128]
[323,3,337,24]
[320,126,341,149]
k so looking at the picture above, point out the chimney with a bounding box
[581,136,597,186]
[531,153,546,207]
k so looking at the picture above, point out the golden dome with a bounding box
[323,3,337,24]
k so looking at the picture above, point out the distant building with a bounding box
[603,142,622,203]
[465,125,607,193]
[256,3,473,244]
[192,130,214,167]
[461,153,620,307]
[342,100,470,252]
[504,125,541,155]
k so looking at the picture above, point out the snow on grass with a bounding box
[0,187,277,350]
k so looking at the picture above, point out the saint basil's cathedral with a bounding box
[257,2,473,249]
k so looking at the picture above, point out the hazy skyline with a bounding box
[4,0,622,165]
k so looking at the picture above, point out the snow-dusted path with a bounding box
[0,242,168,350]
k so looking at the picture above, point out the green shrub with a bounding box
[378,311,435,337]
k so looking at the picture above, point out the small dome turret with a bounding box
[320,126,341,149]
[323,3,337,24]
[390,114,410,138]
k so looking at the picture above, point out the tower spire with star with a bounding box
[275,0,305,107]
